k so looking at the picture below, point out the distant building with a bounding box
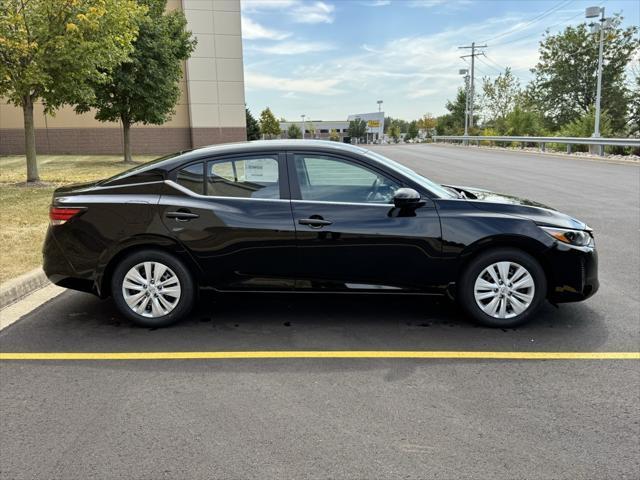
[279,111,385,143]
[279,120,349,141]
[347,112,385,143]
[0,0,246,155]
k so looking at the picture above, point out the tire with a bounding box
[111,249,195,328]
[458,248,547,328]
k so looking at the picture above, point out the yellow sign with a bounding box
[367,120,380,128]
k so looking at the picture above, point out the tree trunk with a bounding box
[122,117,133,163]
[23,95,39,183]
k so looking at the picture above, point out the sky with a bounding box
[241,0,640,121]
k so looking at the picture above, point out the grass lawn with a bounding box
[0,155,156,284]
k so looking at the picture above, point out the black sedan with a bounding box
[43,140,598,328]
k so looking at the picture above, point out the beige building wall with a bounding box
[0,0,246,155]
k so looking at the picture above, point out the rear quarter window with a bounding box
[176,163,204,195]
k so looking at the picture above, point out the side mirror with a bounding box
[393,188,425,208]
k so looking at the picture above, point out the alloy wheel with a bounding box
[473,261,535,319]
[122,261,182,318]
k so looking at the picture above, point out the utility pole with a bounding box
[459,69,469,137]
[586,6,609,156]
[301,114,306,140]
[459,42,486,131]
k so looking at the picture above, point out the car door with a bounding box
[288,151,443,292]
[158,152,297,291]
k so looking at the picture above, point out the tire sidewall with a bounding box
[459,248,547,328]
[111,250,195,328]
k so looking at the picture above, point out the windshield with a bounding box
[363,150,457,199]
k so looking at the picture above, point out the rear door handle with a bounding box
[166,211,199,221]
[299,218,332,227]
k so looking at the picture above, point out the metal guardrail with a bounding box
[432,135,640,155]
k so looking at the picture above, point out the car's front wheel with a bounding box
[111,250,195,327]
[458,248,547,327]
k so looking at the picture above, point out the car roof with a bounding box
[178,139,369,162]
[102,140,374,185]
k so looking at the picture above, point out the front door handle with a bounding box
[299,218,332,228]
[166,211,199,221]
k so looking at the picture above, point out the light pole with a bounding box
[376,100,383,143]
[459,69,470,139]
[301,114,306,140]
[586,6,609,156]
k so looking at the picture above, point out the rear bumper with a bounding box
[42,226,96,295]
[546,243,599,303]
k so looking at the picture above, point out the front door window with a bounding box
[294,155,399,204]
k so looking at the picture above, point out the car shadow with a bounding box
[1,289,609,357]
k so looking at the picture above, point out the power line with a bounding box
[488,4,601,48]
[482,0,574,44]
[476,56,503,75]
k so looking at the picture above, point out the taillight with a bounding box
[49,207,83,225]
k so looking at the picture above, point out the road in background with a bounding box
[1,144,638,479]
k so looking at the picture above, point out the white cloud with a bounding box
[408,0,447,7]
[245,72,341,95]
[242,0,335,23]
[292,1,335,24]
[407,88,440,99]
[244,9,559,118]
[361,0,390,6]
[249,41,336,55]
[241,0,298,12]
[241,16,291,40]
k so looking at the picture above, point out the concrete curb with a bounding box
[0,268,50,310]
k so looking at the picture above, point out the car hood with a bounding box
[445,185,589,230]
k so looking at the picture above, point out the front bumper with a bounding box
[546,242,599,303]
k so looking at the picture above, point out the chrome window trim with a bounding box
[164,180,290,203]
[291,199,393,207]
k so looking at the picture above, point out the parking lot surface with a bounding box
[1,144,639,479]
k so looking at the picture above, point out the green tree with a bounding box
[0,0,144,181]
[435,114,458,135]
[328,129,340,142]
[628,72,640,137]
[527,16,639,133]
[481,68,521,126]
[503,106,543,136]
[246,107,261,140]
[286,123,302,139]
[348,118,367,142]
[417,113,437,131]
[389,125,401,143]
[76,0,196,163]
[560,106,611,137]
[307,121,316,138]
[406,120,419,140]
[436,88,473,135]
[384,116,408,134]
[445,88,468,131]
[259,107,280,139]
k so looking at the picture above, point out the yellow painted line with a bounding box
[0,351,638,361]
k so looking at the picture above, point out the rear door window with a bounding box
[207,156,281,199]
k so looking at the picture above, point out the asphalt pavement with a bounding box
[1,144,638,479]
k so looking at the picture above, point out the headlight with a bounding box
[541,226,593,247]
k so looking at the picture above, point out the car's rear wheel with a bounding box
[111,250,195,327]
[458,248,546,327]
